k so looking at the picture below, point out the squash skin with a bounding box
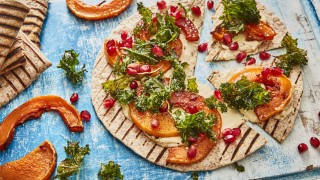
[0,95,83,151]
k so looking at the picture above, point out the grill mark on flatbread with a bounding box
[108,108,122,124]
[27,14,45,22]
[115,118,127,134]
[130,130,142,146]
[3,75,18,93]
[0,43,11,49]
[32,8,46,17]
[1,56,26,74]
[22,40,45,64]
[11,70,27,88]
[22,29,41,36]
[231,128,252,161]
[22,22,42,29]
[262,119,269,130]
[295,71,302,84]
[35,0,48,8]
[0,23,20,30]
[25,56,39,73]
[0,33,15,41]
[0,13,25,22]
[0,4,29,13]
[94,55,105,69]
[6,47,21,59]
[92,70,113,102]
[155,147,168,163]
[142,139,148,146]
[20,66,31,79]
[245,134,260,155]
[270,120,280,136]
[146,144,157,159]
[122,124,135,140]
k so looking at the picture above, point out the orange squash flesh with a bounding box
[129,103,179,137]
[0,140,57,180]
[0,95,83,151]
[166,92,222,164]
[228,67,292,121]
[66,0,133,20]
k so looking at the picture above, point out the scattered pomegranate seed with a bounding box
[198,43,208,52]
[207,0,214,10]
[152,45,163,57]
[223,33,232,45]
[259,51,271,60]
[151,119,160,128]
[310,137,320,148]
[191,6,201,16]
[80,110,91,121]
[232,128,241,137]
[130,81,138,89]
[127,68,138,76]
[170,5,178,13]
[106,39,116,48]
[126,37,133,44]
[271,67,283,76]
[223,134,236,143]
[157,0,166,10]
[173,11,182,20]
[198,132,205,138]
[187,105,198,114]
[104,98,115,108]
[214,90,222,101]
[188,136,197,143]
[246,57,256,66]
[152,16,158,23]
[298,143,308,153]
[121,31,128,40]
[222,128,233,137]
[118,41,125,48]
[140,65,151,73]
[107,46,117,56]
[159,102,168,113]
[70,93,78,103]
[236,51,247,63]
[124,42,133,48]
[229,42,239,51]
[187,145,197,158]
[261,68,271,79]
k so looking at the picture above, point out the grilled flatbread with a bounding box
[0,32,52,108]
[206,1,287,61]
[0,39,26,75]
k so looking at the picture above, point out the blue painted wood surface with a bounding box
[1,0,320,179]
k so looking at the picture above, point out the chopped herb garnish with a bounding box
[220,0,261,33]
[220,76,271,110]
[170,60,187,92]
[234,162,245,172]
[124,47,158,65]
[204,96,228,113]
[191,172,199,180]
[172,110,217,145]
[57,50,86,84]
[187,78,199,93]
[98,161,124,180]
[54,141,90,180]
[276,33,308,76]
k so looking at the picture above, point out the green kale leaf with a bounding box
[54,141,90,180]
[170,60,187,92]
[187,78,199,93]
[220,76,271,110]
[123,47,158,65]
[220,0,261,33]
[276,33,308,76]
[204,96,228,113]
[172,110,217,145]
[191,172,199,180]
[234,162,245,172]
[98,161,123,180]
[57,50,86,84]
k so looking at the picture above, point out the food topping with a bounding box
[310,137,320,148]
[98,161,124,180]
[80,110,91,121]
[198,42,208,52]
[207,0,214,10]
[222,128,241,144]
[150,119,160,129]
[191,6,201,16]
[130,81,138,89]
[244,21,276,41]
[223,134,236,143]
[187,145,197,158]
[157,0,166,10]
[104,98,116,108]
[245,57,256,66]
[223,33,233,45]
[152,45,164,57]
[204,95,228,112]
[297,143,308,153]
[236,51,247,63]
[187,78,199,93]
[229,42,239,51]
[175,18,200,41]
[159,102,169,112]
[259,51,271,60]
[70,93,79,103]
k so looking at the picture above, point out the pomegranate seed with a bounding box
[190,95,198,101]
[259,51,271,60]
[124,42,132,48]
[232,128,241,137]
[152,16,157,23]
[120,31,128,40]
[187,105,198,114]
[223,33,232,45]
[188,136,197,143]
[261,68,271,79]
[198,132,205,138]
[118,41,125,48]
[198,43,208,52]
[310,137,320,148]
[70,93,78,103]
[214,90,222,101]
[107,39,116,48]
[271,67,283,76]
[126,37,133,44]
[318,112,320,118]
[236,51,247,63]
[130,81,138,89]
[207,0,214,10]
[127,68,138,76]
[104,98,115,108]
[152,45,163,57]
[298,143,308,153]
[246,57,256,66]
[191,6,201,16]
[222,128,232,137]
[223,134,236,143]
[173,11,182,20]
[229,42,239,51]
[187,145,197,158]
[159,102,168,113]
[127,64,140,70]
[151,119,160,128]
[170,5,178,13]
[80,110,91,121]
[140,65,151,73]
[157,0,166,10]
[107,46,117,56]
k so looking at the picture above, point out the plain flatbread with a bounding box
[206,1,288,61]
[91,0,267,171]
[0,32,52,108]
[208,59,303,143]
[0,0,30,69]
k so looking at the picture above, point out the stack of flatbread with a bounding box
[0,0,51,108]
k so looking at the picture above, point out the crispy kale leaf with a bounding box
[98,161,123,180]
[54,141,90,180]
[170,61,187,92]
[187,78,199,93]
[234,162,245,172]
[57,50,86,84]
[276,33,308,76]
[172,110,217,145]
[220,76,271,110]
[220,0,261,33]
[204,96,228,113]
[191,172,199,180]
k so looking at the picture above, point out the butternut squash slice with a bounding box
[0,95,83,151]
[0,140,57,180]
[66,0,133,20]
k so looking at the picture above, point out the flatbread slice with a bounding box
[206,1,287,61]
[0,0,30,69]
[0,32,52,108]
[208,59,303,142]
[0,39,26,75]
